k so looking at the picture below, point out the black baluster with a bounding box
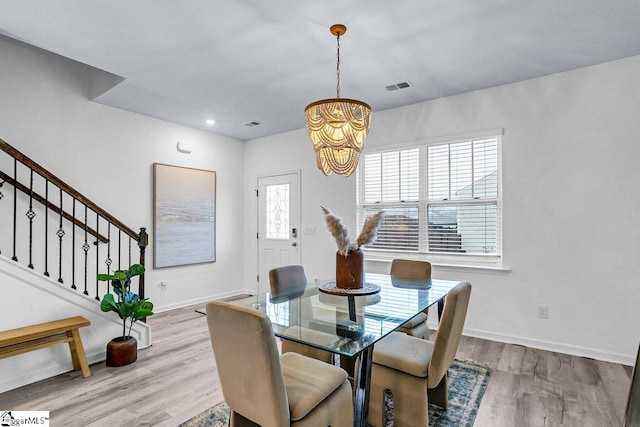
[12,158,18,262]
[107,223,114,302]
[137,227,148,301]
[26,169,35,269]
[71,198,76,290]
[82,205,89,296]
[44,180,49,277]
[57,189,64,283]
[118,229,122,271]
[128,237,132,266]
[105,222,112,273]
[103,223,113,302]
[95,213,100,301]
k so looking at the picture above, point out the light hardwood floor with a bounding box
[0,304,632,427]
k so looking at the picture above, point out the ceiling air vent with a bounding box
[244,121,261,127]
[385,81,412,91]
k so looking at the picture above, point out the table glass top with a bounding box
[232,273,459,357]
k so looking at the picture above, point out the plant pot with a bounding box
[106,336,137,367]
[336,249,364,289]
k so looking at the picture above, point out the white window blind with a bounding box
[363,149,419,204]
[357,136,501,258]
[360,148,420,251]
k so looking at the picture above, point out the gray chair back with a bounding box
[206,300,290,426]
[269,265,307,302]
[390,259,431,279]
[427,281,472,388]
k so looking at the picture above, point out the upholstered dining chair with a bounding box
[206,300,353,427]
[391,259,432,339]
[269,265,308,302]
[269,265,335,363]
[369,281,472,427]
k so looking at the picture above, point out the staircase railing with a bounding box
[0,138,148,302]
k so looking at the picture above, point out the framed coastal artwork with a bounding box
[153,163,216,268]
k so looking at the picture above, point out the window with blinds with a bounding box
[357,135,501,259]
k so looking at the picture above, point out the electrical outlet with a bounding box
[538,305,548,319]
[160,280,168,289]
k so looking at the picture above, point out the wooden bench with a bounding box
[0,316,91,377]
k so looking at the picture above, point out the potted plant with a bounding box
[321,206,385,289]
[97,263,153,367]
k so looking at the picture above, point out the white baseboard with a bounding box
[0,347,108,394]
[427,321,635,366]
[154,288,256,313]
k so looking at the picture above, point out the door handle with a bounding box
[291,242,297,247]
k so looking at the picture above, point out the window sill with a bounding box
[363,251,511,274]
[426,262,510,274]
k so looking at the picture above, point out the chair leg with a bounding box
[230,411,260,427]
[428,374,449,409]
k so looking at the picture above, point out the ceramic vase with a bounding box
[106,336,137,367]
[336,249,364,289]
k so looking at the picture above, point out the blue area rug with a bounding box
[178,358,490,426]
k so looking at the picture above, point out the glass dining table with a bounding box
[231,272,460,427]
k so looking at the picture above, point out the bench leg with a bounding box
[67,329,91,378]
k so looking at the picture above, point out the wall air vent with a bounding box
[385,81,412,91]
[244,121,261,127]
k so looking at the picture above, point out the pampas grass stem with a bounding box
[322,206,385,256]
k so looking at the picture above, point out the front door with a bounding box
[257,173,300,294]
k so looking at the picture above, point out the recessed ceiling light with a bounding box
[204,119,215,125]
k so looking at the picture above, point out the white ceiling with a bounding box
[1,1,640,141]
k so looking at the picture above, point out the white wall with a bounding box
[0,35,248,389]
[244,55,640,365]
[0,35,249,309]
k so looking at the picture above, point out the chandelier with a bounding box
[304,24,371,177]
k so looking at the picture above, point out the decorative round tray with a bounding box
[318,282,381,296]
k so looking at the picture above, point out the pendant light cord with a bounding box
[336,33,341,98]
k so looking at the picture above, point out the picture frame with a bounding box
[153,163,216,268]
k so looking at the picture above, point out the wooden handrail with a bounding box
[0,170,109,243]
[0,138,138,240]
[1,137,148,306]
